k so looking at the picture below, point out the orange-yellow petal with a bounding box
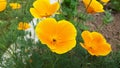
[51,39,76,54]
[57,20,77,41]
[35,18,57,44]
[91,32,106,43]
[95,43,111,56]
[81,31,92,44]
[0,0,7,12]
[80,43,86,49]
[35,18,77,54]
[51,20,77,54]
[30,8,41,18]
[48,1,60,14]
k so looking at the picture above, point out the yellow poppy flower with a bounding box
[0,0,7,12]
[83,0,104,13]
[35,18,77,54]
[9,3,21,9]
[30,0,60,18]
[18,22,30,30]
[101,0,109,3]
[80,31,112,56]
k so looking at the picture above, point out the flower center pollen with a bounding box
[53,39,56,42]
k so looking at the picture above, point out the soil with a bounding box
[78,0,120,51]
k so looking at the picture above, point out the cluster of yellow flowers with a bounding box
[0,0,111,56]
[31,0,111,56]
[17,22,30,30]
[9,3,21,9]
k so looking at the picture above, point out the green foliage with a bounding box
[103,10,113,24]
[110,0,120,11]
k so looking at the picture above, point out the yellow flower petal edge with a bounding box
[18,22,30,30]
[83,0,104,13]
[35,18,77,54]
[101,0,109,3]
[9,3,21,9]
[30,0,60,18]
[0,0,7,12]
[80,31,112,56]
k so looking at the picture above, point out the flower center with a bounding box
[50,35,58,45]
[50,38,57,45]
[52,39,56,42]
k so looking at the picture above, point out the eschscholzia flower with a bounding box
[83,0,104,13]
[9,3,21,9]
[30,0,60,18]
[18,22,30,30]
[0,0,7,12]
[80,31,112,56]
[35,18,77,54]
